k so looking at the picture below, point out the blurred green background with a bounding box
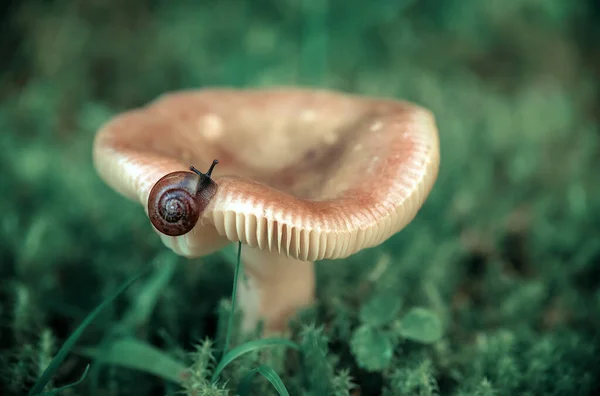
[1,0,599,395]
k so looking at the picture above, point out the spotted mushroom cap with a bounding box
[93,87,440,261]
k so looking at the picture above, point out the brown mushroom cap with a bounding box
[93,87,440,261]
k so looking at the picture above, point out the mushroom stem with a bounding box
[236,246,315,334]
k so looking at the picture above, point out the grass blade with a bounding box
[88,256,175,394]
[224,241,242,354]
[28,269,147,395]
[79,337,187,384]
[38,364,90,396]
[120,252,178,330]
[211,338,300,384]
[238,364,291,396]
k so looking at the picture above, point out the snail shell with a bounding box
[147,163,218,236]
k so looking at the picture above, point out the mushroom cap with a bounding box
[93,87,440,261]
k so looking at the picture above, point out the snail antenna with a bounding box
[190,159,219,178]
[189,166,202,177]
[206,159,219,177]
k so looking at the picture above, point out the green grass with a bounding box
[31,242,296,395]
[1,0,599,394]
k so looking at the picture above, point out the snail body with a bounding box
[148,160,219,236]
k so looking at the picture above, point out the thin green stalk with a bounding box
[28,269,147,395]
[224,241,242,354]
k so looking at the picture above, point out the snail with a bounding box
[148,159,219,236]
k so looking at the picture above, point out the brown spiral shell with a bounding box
[147,162,218,236]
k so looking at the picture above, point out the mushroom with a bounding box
[93,87,440,333]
